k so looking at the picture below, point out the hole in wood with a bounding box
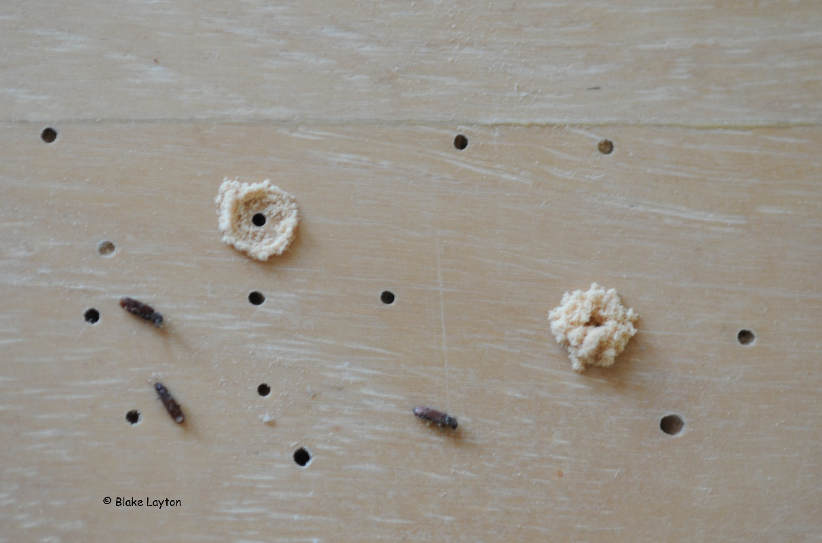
[737,329,755,345]
[293,447,312,467]
[248,291,265,305]
[84,308,100,324]
[257,383,271,397]
[41,127,57,143]
[660,414,684,436]
[598,139,614,154]
[252,213,266,227]
[380,291,395,305]
[97,240,115,256]
[454,134,468,150]
[126,410,141,425]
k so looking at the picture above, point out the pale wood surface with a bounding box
[2,2,822,542]
[2,1,822,125]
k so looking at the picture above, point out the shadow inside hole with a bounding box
[453,134,468,150]
[293,447,312,467]
[84,308,100,324]
[737,329,755,345]
[126,410,141,425]
[252,213,266,227]
[257,383,271,397]
[660,414,684,436]
[248,291,265,305]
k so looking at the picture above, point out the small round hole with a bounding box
[380,290,395,305]
[97,240,116,256]
[586,314,604,327]
[257,383,271,397]
[293,447,312,467]
[660,414,684,436]
[248,291,265,305]
[453,134,468,150]
[126,410,141,425]
[84,308,100,324]
[598,139,614,154]
[737,329,755,345]
[252,213,266,227]
[41,127,57,143]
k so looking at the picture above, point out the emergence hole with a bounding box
[248,291,265,305]
[737,329,755,346]
[380,290,395,305]
[586,314,604,327]
[97,240,115,256]
[453,134,468,150]
[41,127,57,143]
[252,213,266,227]
[293,447,312,467]
[126,410,141,425]
[84,308,100,324]
[598,139,614,154]
[660,414,684,436]
[257,383,271,397]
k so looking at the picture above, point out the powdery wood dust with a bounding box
[215,178,299,260]
[548,283,638,372]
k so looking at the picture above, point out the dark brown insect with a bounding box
[413,406,458,430]
[154,382,184,424]
[119,297,163,327]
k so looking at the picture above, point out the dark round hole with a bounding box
[41,127,57,143]
[598,139,614,154]
[737,329,755,345]
[293,447,312,467]
[126,410,141,425]
[257,383,271,397]
[453,134,468,150]
[248,291,265,305]
[97,240,115,256]
[252,213,266,227]
[380,290,395,305]
[660,414,684,436]
[84,308,100,324]
[586,314,604,327]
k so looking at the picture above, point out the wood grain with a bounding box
[1,1,821,124]
[1,123,820,541]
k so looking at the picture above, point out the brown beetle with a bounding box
[154,382,184,424]
[413,406,457,430]
[120,297,163,327]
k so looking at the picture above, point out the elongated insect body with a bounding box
[154,382,184,424]
[120,297,163,327]
[413,406,458,430]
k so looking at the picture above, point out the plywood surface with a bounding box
[1,2,821,542]
[3,1,822,125]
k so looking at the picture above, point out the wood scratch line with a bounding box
[437,244,450,407]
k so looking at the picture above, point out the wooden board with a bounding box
[2,1,822,125]
[2,2,822,542]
